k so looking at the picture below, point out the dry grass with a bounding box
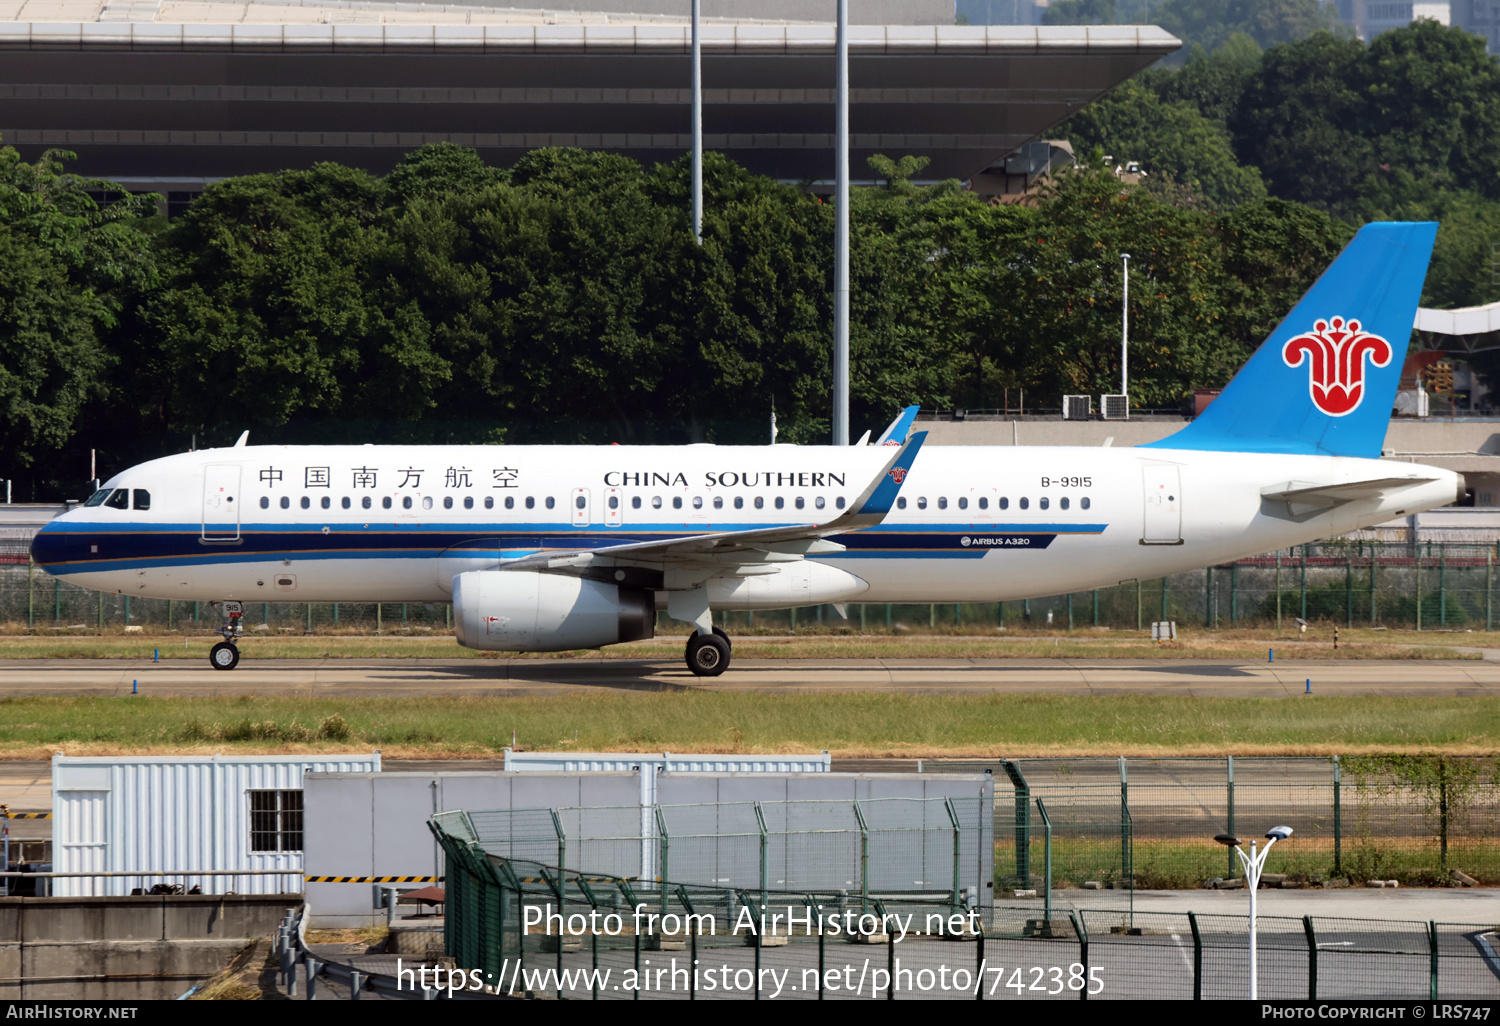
[190,939,276,1001]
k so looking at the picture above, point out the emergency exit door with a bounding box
[202,465,242,542]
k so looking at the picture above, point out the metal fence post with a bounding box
[1332,755,1342,878]
[1371,551,1378,625]
[1276,551,1283,629]
[1119,757,1131,893]
[1069,910,1088,1002]
[1000,761,1030,886]
[1160,576,1168,622]
[1226,756,1236,879]
[754,801,769,911]
[1346,553,1353,628]
[1067,592,1073,630]
[854,801,870,914]
[1093,589,1099,626]
[1440,546,1447,626]
[1188,911,1202,1001]
[1417,556,1424,630]
[1488,552,1493,632]
[1429,920,1439,1000]
[27,557,34,630]
[1206,566,1213,626]
[1303,915,1317,999]
[1036,798,1053,922]
[975,917,985,1002]
[1231,562,1238,623]
[655,807,671,912]
[1300,545,1308,621]
[944,797,962,909]
[1136,579,1142,630]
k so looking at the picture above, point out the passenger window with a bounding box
[734,496,744,509]
[1020,498,1029,510]
[1060,497,1069,510]
[105,489,129,510]
[280,496,291,510]
[754,497,764,509]
[999,497,1009,510]
[500,496,510,509]
[632,496,641,509]
[795,497,804,510]
[937,497,947,510]
[260,497,270,510]
[488,496,497,510]
[712,496,722,509]
[774,497,784,509]
[1039,497,1049,511]
[300,496,310,510]
[464,497,473,510]
[576,496,586,510]
[978,497,988,510]
[362,496,372,510]
[958,497,967,510]
[917,497,927,510]
[422,496,432,510]
[341,497,351,510]
[443,496,453,510]
[545,497,555,509]
[525,497,535,509]
[836,497,845,509]
[693,497,703,510]
[673,497,683,510]
[897,497,906,509]
[1081,497,1091,510]
[84,489,111,507]
[321,496,331,510]
[816,496,826,509]
[653,496,663,509]
[133,489,151,511]
[382,497,392,510]
[609,496,619,510]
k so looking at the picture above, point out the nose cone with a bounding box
[29,520,69,570]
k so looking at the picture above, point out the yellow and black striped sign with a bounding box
[303,875,443,883]
[1,813,50,819]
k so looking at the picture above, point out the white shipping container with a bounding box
[51,753,380,897]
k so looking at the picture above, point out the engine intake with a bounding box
[452,570,655,652]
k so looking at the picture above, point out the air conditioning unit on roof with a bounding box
[1101,394,1129,421]
[1062,395,1092,420]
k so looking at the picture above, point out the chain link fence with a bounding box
[6,542,1500,633]
[429,812,1500,1000]
[980,757,1500,905]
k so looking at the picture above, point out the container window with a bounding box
[249,789,304,853]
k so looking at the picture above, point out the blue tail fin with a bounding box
[1144,221,1437,458]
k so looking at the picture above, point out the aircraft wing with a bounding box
[1260,475,1439,521]
[501,432,927,572]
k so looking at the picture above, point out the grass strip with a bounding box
[0,693,1494,759]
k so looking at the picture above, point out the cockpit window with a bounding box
[132,489,150,511]
[104,489,129,510]
[84,489,111,507]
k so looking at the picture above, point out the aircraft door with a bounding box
[604,487,623,527]
[1141,464,1183,545]
[571,488,591,527]
[202,465,242,541]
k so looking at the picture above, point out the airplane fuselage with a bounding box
[31,442,1461,607]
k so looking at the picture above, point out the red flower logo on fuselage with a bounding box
[888,467,908,484]
[1282,316,1392,417]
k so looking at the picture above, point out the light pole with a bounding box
[1120,252,1130,402]
[1215,825,1293,1000]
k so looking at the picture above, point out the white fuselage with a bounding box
[33,442,1460,608]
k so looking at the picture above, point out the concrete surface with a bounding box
[0,656,1495,697]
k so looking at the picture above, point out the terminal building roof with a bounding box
[0,3,1180,190]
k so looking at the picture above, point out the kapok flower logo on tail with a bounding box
[1282,316,1393,417]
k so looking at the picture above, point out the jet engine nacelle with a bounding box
[452,571,655,652]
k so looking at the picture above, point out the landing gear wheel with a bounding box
[712,626,732,651]
[685,632,731,677]
[209,642,240,671]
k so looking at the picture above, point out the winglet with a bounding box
[233,430,250,448]
[854,430,926,516]
[874,406,920,447]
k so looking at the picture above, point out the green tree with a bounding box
[1042,0,1118,25]
[0,146,158,490]
[1056,80,1268,210]
[1154,0,1344,54]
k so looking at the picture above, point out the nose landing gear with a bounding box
[209,601,244,671]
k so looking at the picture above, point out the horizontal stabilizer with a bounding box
[1260,475,1437,521]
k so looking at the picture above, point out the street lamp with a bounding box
[1215,825,1293,1000]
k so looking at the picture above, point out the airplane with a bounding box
[29,221,1460,677]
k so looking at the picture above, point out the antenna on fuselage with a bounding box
[233,430,250,448]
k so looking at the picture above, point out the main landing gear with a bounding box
[209,601,244,671]
[684,626,732,677]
